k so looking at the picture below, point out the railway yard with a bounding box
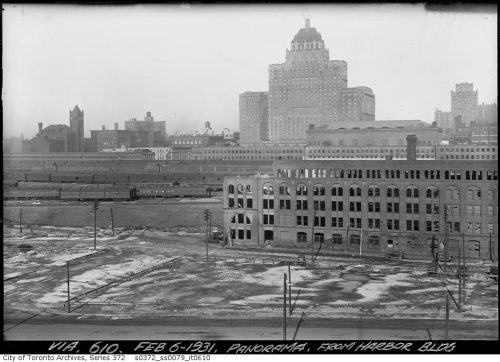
[3,209,498,340]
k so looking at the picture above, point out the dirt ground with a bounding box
[3,221,498,340]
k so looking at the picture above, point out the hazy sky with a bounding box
[2,3,497,139]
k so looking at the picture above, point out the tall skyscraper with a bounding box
[69,105,84,152]
[239,91,269,143]
[240,19,375,143]
[268,19,348,141]
[451,83,478,126]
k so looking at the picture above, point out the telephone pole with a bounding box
[110,208,115,236]
[19,209,23,233]
[311,204,317,264]
[203,209,211,259]
[283,272,287,341]
[288,262,292,316]
[93,200,99,250]
[67,261,71,313]
[444,206,448,272]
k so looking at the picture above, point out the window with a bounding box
[279,184,291,195]
[368,235,380,248]
[331,217,344,228]
[350,202,362,212]
[296,184,307,196]
[314,184,325,196]
[350,234,360,245]
[296,199,308,210]
[279,199,291,210]
[228,184,235,194]
[331,201,343,212]
[246,185,253,194]
[332,234,343,245]
[263,184,274,195]
[263,199,274,209]
[228,198,235,208]
[297,232,307,243]
[296,215,308,226]
[263,214,274,225]
[349,186,361,197]
[331,186,343,197]
[237,184,244,194]
[246,198,253,208]
[314,200,326,211]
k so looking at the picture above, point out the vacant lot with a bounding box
[4,221,497,340]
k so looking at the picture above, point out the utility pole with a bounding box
[67,261,71,313]
[311,204,317,264]
[458,242,462,311]
[203,209,211,259]
[445,293,449,339]
[489,232,493,262]
[283,273,287,341]
[359,229,363,257]
[110,208,115,236]
[345,225,349,254]
[19,209,22,233]
[93,200,99,250]
[444,206,448,273]
[288,262,292,316]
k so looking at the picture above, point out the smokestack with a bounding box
[102,125,105,131]
[406,135,417,161]
[114,122,118,130]
[305,18,310,30]
[38,122,43,134]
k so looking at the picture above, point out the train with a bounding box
[3,182,209,201]
[3,170,224,190]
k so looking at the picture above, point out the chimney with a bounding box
[38,122,43,134]
[115,122,118,130]
[305,18,310,30]
[102,125,105,131]
[406,135,417,161]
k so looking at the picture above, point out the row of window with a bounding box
[256,184,485,200]
[275,168,498,181]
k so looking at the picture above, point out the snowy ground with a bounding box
[3,225,498,328]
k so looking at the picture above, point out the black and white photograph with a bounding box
[2,3,498,350]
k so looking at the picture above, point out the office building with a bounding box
[223,157,498,259]
[239,91,269,143]
[451,83,478,127]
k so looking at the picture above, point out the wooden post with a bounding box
[445,293,449,339]
[283,273,287,341]
[19,209,22,233]
[489,232,493,262]
[111,208,115,236]
[288,262,292,316]
[458,243,462,311]
[67,261,70,313]
[93,200,99,250]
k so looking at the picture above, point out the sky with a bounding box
[2,3,497,139]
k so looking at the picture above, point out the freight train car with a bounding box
[25,171,52,182]
[60,186,135,201]
[3,187,60,200]
[50,173,95,184]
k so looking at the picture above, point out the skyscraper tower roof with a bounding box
[291,19,323,43]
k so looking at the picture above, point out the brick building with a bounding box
[223,158,498,260]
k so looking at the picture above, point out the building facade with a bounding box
[239,91,269,143]
[223,159,498,260]
[451,83,478,127]
[267,19,375,142]
[339,87,375,122]
[90,129,163,151]
[191,145,305,161]
[434,109,453,133]
[69,105,85,152]
[124,111,167,139]
[306,120,443,147]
